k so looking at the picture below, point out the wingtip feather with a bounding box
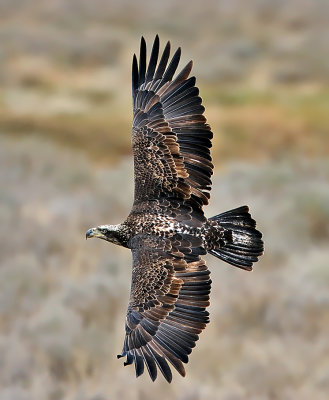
[139,36,147,86]
[132,54,139,93]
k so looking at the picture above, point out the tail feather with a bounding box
[208,206,263,271]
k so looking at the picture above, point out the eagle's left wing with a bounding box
[117,234,211,382]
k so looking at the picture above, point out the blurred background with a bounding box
[1,1,329,399]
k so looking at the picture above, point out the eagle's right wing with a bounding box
[131,36,213,211]
[117,234,211,382]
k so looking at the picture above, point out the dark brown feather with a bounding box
[90,36,264,384]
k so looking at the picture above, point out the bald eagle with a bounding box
[86,36,263,382]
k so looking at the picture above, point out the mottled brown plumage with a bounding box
[86,36,264,382]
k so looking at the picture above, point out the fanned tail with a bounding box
[208,206,264,271]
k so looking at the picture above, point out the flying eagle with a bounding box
[86,36,263,382]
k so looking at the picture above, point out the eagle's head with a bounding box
[86,224,125,246]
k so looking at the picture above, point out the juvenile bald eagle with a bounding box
[86,36,263,382]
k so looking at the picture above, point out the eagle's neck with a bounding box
[99,224,129,247]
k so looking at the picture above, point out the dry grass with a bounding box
[0,110,132,164]
[0,134,328,400]
[1,1,329,399]
[1,0,329,165]
[1,88,329,165]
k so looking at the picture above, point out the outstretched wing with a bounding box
[117,234,211,382]
[132,36,213,211]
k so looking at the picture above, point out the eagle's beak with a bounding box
[86,228,95,239]
[86,227,108,240]
[86,227,105,239]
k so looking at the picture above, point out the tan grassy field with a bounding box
[0,1,329,399]
[1,135,328,400]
